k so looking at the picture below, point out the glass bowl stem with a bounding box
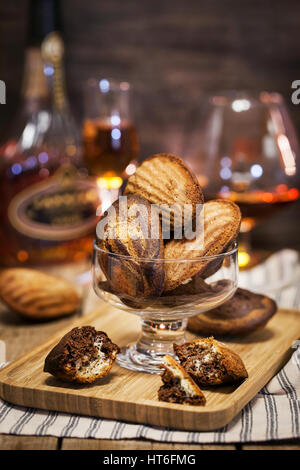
[116,316,187,373]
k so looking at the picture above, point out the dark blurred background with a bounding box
[1,0,300,250]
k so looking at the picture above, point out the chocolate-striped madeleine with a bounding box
[164,200,241,291]
[174,337,248,386]
[188,288,277,336]
[158,354,206,405]
[124,153,204,230]
[96,194,165,303]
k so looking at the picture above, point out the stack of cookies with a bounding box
[96,152,277,336]
[96,153,241,307]
[158,337,248,405]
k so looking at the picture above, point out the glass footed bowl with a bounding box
[92,241,238,373]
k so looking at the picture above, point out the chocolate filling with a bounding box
[44,326,119,379]
[158,368,205,405]
[174,341,226,386]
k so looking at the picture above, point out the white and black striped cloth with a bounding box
[0,250,299,443]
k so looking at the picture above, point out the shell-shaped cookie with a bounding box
[96,194,165,302]
[0,268,81,320]
[188,288,277,336]
[124,153,204,230]
[164,199,241,291]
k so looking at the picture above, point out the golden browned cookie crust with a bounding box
[124,153,204,230]
[44,326,119,383]
[158,354,206,405]
[174,337,248,386]
[188,288,277,336]
[96,194,165,305]
[0,268,81,321]
[164,200,241,291]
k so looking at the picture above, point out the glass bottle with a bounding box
[82,78,139,212]
[0,0,99,267]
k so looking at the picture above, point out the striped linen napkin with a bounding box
[0,249,299,443]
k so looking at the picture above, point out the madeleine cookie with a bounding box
[0,268,81,321]
[188,288,277,336]
[124,153,204,230]
[158,354,206,405]
[96,194,164,302]
[164,200,241,291]
[174,337,248,386]
[44,326,119,383]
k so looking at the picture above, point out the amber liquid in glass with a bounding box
[82,119,139,178]
[206,187,300,228]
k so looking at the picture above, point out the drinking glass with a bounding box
[93,241,238,374]
[187,91,300,269]
[82,78,139,211]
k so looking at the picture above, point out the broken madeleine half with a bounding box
[44,326,119,383]
[174,337,248,387]
[158,354,206,405]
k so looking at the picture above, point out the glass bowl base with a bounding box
[116,345,173,374]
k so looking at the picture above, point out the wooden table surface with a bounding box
[0,302,299,450]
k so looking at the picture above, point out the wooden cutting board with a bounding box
[0,305,299,431]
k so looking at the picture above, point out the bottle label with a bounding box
[8,166,99,241]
